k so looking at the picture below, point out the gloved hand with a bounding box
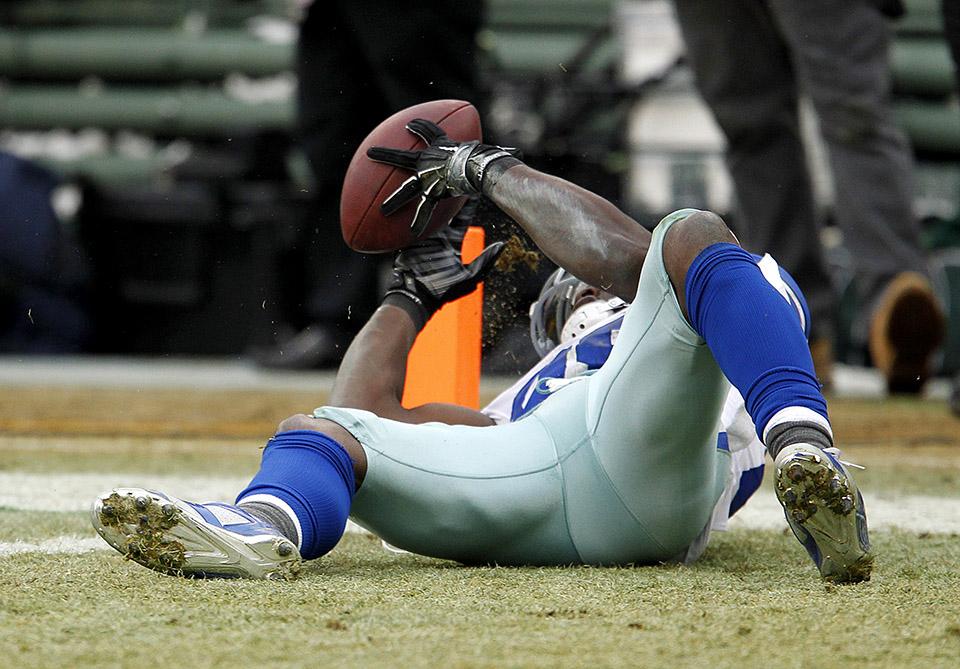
[367,118,521,238]
[383,204,504,330]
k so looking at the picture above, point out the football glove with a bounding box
[367,118,521,238]
[383,204,504,330]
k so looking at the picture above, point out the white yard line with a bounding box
[0,355,949,399]
[0,471,251,512]
[727,491,960,535]
[0,355,513,398]
[0,536,105,556]
[1,471,958,557]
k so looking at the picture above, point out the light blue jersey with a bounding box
[483,252,809,530]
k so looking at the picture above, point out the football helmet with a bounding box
[529,268,626,357]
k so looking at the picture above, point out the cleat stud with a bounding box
[829,477,842,493]
[787,464,805,482]
[162,504,176,517]
[840,497,854,514]
[783,489,798,504]
[138,515,150,526]
[135,496,149,511]
[791,509,807,524]
[277,542,294,557]
[101,504,115,517]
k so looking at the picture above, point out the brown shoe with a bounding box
[868,272,946,394]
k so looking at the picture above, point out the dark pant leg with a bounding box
[672,0,835,338]
[944,0,960,79]
[769,0,925,335]
[340,1,482,110]
[296,1,482,328]
[296,2,392,327]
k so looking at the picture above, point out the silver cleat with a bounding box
[92,487,301,580]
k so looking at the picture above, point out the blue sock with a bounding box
[685,243,828,438]
[236,430,356,560]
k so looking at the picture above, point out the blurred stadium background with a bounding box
[0,0,957,377]
[1,2,959,667]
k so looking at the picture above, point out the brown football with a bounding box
[339,99,482,253]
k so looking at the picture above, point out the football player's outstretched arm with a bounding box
[329,219,499,428]
[485,165,649,301]
[369,118,650,301]
[330,303,495,427]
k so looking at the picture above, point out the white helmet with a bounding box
[528,268,627,357]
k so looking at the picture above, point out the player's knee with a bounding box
[277,413,318,434]
[663,210,739,318]
[275,413,368,485]
[663,210,737,281]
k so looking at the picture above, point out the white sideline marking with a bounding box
[0,531,373,558]
[728,492,960,535]
[0,472,367,536]
[1,472,958,558]
[0,472,251,512]
[0,536,104,556]
[0,355,948,399]
[0,472,369,558]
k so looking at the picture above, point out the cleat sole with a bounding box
[94,491,187,575]
[91,488,301,580]
[775,446,873,584]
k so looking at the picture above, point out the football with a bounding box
[339,99,482,253]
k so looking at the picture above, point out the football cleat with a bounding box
[92,488,301,580]
[774,444,873,584]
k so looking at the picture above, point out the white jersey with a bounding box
[482,253,808,536]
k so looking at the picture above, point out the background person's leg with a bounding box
[769,0,943,393]
[672,0,835,342]
[769,0,925,333]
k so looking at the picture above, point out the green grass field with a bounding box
[2,389,960,668]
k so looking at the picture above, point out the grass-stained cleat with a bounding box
[774,444,874,584]
[92,488,301,580]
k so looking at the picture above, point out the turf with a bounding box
[2,532,959,669]
[0,510,91,542]
[2,387,959,668]
[1,435,262,475]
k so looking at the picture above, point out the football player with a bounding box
[92,119,873,583]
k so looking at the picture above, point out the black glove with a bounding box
[383,204,504,330]
[367,118,522,238]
